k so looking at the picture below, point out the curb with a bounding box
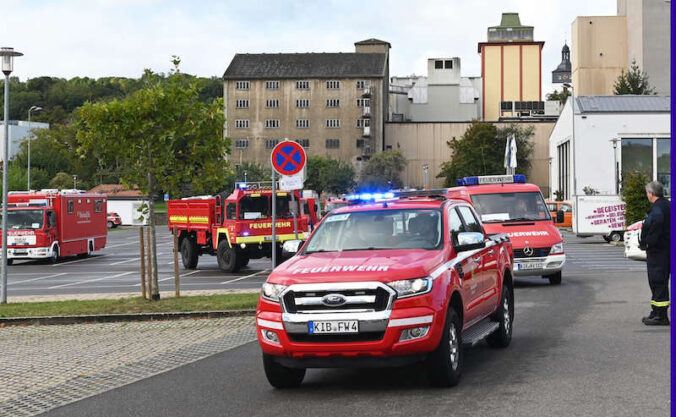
[0,309,256,327]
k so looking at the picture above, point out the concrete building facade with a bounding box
[478,13,544,121]
[572,0,670,96]
[223,39,390,168]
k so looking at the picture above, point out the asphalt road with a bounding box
[7,227,271,297]
[44,233,669,417]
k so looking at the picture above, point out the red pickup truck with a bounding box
[256,194,514,388]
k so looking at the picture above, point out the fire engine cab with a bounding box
[447,175,565,285]
[167,183,315,273]
[4,190,108,264]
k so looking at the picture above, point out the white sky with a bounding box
[5,0,616,96]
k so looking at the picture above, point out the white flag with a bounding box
[509,135,518,168]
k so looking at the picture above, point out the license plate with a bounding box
[309,320,359,334]
[13,239,27,245]
[14,250,27,255]
[516,262,543,270]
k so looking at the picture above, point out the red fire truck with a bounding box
[167,183,314,273]
[4,190,108,264]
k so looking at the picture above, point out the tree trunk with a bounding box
[148,171,160,301]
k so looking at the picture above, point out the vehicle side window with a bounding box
[226,203,236,220]
[67,200,74,214]
[457,206,484,234]
[94,200,103,213]
[562,204,572,213]
[448,208,463,246]
[47,211,56,227]
[547,203,557,212]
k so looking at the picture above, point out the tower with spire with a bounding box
[552,43,571,84]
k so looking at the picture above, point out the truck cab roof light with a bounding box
[457,175,527,186]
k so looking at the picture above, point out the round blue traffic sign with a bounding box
[271,141,306,176]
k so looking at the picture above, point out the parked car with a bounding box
[546,201,573,228]
[624,220,646,261]
[107,212,122,228]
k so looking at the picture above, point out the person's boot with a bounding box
[643,307,670,326]
[642,308,657,323]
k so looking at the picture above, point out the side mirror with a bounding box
[455,232,486,252]
[556,210,564,223]
[282,240,303,259]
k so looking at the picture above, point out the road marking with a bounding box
[109,252,164,265]
[10,273,68,285]
[158,270,200,283]
[221,269,269,284]
[49,271,134,289]
[53,256,106,267]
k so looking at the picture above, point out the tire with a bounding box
[609,231,623,242]
[217,240,239,273]
[7,259,13,266]
[546,271,562,285]
[237,251,250,268]
[263,354,305,388]
[49,245,59,264]
[426,307,463,387]
[180,237,199,269]
[113,224,119,228]
[486,285,514,348]
[107,221,114,229]
[602,235,612,243]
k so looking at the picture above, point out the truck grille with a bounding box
[514,247,551,258]
[283,286,392,314]
[288,332,385,343]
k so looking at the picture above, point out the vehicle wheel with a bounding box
[609,231,623,242]
[263,354,305,388]
[7,259,13,266]
[237,251,250,268]
[426,306,463,387]
[180,237,199,269]
[49,246,59,264]
[546,271,562,285]
[107,221,114,229]
[602,235,612,243]
[113,224,119,228]
[217,240,239,272]
[487,285,514,348]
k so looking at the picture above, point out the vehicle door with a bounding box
[547,202,558,224]
[448,206,484,326]
[457,204,499,318]
[561,203,573,227]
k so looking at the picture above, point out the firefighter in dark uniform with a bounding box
[640,181,671,326]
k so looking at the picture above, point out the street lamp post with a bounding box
[563,83,577,233]
[27,105,42,190]
[0,47,23,304]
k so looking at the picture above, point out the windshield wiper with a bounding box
[505,217,540,222]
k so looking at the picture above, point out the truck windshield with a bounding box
[239,194,299,220]
[304,209,442,253]
[5,209,44,229]
[325,202,349,212]
[470,192,551,223]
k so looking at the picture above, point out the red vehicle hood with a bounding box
[269,249,446,286]
[483,221,562,249]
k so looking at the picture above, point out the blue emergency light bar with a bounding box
[457,175,526,186]
[345,192,396,202]
[235,182,248,190]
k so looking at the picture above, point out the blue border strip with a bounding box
[671,2,675,414]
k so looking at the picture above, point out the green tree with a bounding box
[224,162,269,191]
[76,64,227,300]
[359,149,408,190]
[48,172,75,189]
[546,89,571,104]
[621,171,652,225]
[437,122,534,187]
[613,59,656,95]
[305,156,355,199]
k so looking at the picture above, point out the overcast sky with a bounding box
[5,0,615,95]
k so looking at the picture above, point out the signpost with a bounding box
[270,140,307,268]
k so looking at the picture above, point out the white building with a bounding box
[549,95,671,201]
[389,57,482,122]
[0,120,50,160]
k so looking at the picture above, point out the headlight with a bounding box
[387,278,432,298]
[261,283,287,302]
[550,242,564,255]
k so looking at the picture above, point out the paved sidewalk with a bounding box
[7,288,259,303]
[0,316,257,416]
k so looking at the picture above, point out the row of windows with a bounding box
[234,98,370,109]
[233,138,367,150]
[234,80,371,90]
[234,119,370,129]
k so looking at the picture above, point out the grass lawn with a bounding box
[0,293,259,318]
[154,200,167,214]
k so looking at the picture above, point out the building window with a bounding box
[356,118,371,128]
[265,139,279,149]
[434,60,443,69]
[325,139,340,149]
[621,137,671,196]
[356,80,371,89]
[235,139,249,149]
[235,99,249,109]
[557,141,570,200]
[657,138,671,196]
[94,200,103,213]
[296,81,310,89]
[235,81,250,90]
[326,119,340,128]
[326,99,340,108]
[265,99,280,108]
[235,119,250,129]
[356,139,365,148]
[265,119,280,129]
[265,80,280,89]
[295,139,310,148]
[296,119,310,128]
[296,99,310,108]
[444,60,453,69]
[356,98,370,107]
[326,80,340,89]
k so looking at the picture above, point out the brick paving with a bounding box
[0,317,257,416]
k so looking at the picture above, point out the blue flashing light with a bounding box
[360,193,372,200]
[372,193,383,200]
[458,175,527,186]
[242,231,250,236]
[383,192,395,199]
[513,174,526,183]
[236,182,248,190]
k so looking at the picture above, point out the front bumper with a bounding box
[7,246,53,259]
[513,253,565,276]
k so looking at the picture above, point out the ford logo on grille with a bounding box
[523,246,534,256]
[321,293,347,307]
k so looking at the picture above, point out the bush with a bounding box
[621,171,651,225]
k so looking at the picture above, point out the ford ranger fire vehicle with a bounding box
[447,175,565,285]
[4,190,108,264]
[256,193,514,388]
[167,183,315,273]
